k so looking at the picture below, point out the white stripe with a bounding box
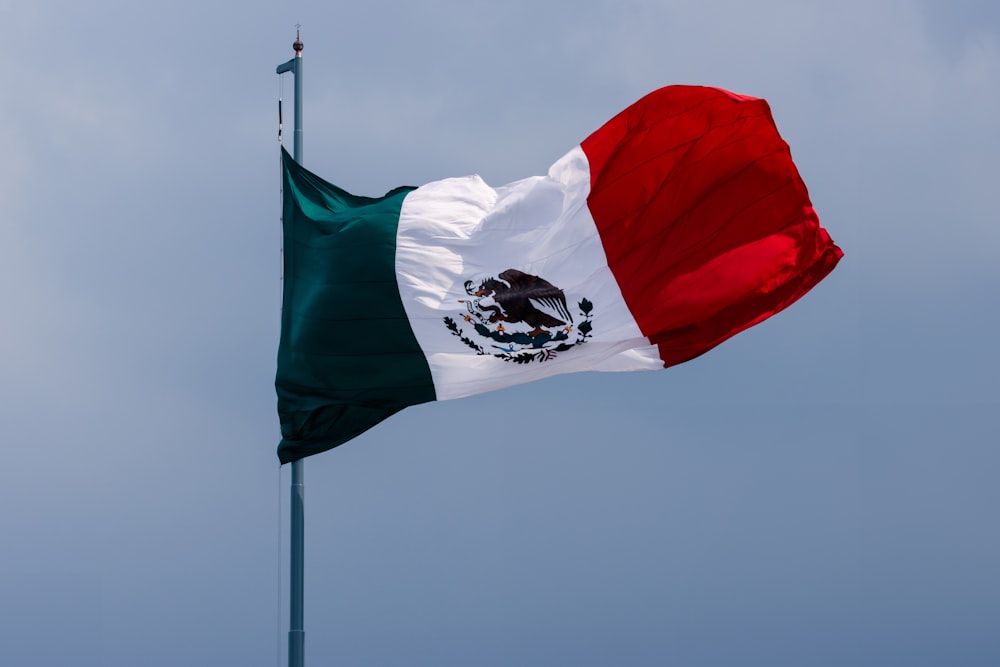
[396,145,661,401]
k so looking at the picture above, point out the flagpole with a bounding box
[277,29,305,667]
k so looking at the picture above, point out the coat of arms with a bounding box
[443,269,593,363]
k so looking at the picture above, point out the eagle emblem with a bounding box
[444,268,593,363]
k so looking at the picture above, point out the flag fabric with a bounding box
[276,85,843,463]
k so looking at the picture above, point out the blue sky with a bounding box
[1,1,998,665]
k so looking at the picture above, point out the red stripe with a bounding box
[581,86,842,367]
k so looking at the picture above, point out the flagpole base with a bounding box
[289,630,304,667]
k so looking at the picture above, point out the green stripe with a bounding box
[277,149,435,463]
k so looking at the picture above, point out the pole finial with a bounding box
[293,25,303,54]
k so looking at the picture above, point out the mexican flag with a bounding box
[276,85,842,463]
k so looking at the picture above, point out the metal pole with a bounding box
[277,28,305,667]
[276,30,304,165]
[289,459,305,667]
[293,34,304,164]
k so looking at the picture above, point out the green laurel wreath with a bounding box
[444,298,593,364]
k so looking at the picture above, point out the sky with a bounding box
[1,0,998,665]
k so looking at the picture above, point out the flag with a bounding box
[276,85,842,463]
